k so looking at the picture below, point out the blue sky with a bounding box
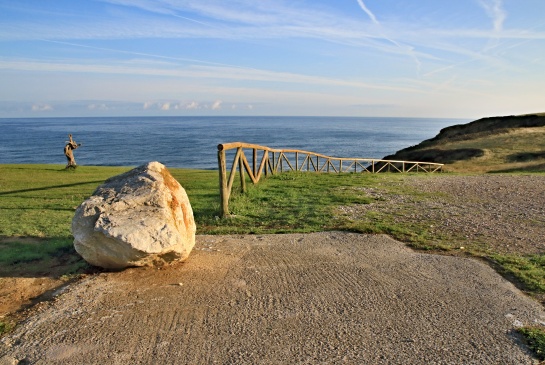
[0,0,544,118]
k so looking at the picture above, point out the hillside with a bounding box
[384,114,545,172]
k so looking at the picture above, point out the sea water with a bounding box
[0,116,467,169]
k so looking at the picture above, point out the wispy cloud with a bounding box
[478,0,507,33]
[477,0,507,52]
[0,57,423,94]
[1,0,544,117]
[2,0,540,66]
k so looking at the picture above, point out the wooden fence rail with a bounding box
[217,142,443,217]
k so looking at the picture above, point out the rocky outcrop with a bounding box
[72,162,196,269]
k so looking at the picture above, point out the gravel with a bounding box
[339,174,545,255]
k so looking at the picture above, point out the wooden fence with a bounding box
[217,142,443,217]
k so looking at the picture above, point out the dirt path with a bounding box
[1,232,544,364]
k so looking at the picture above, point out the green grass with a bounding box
[518,327,545,361]
[491,254,545,293]
[1,238,72,265]
[202,172,375,234]
[0,321,13,336]
[0,164,132,237]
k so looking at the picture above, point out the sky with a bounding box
[0,0,544,119]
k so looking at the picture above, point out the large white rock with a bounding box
[72,162,196,269]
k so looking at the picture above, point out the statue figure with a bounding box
[64,134,82,169]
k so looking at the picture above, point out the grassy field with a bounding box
[1,163,545,350]
[444,127,545,173]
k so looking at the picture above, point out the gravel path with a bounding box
[340,174,545,255]
[1,232,545,364]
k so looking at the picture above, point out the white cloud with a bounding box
[87,103,109,110]
[31,103,53,112]
[212,100,222,110]
[185,101,199,109]
[132,99,232,112]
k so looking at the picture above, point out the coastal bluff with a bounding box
[383,113,545,172]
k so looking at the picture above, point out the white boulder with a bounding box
[72,162,196,269]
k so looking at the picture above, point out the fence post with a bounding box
[253,148,257,176]
[239,149,246,193]
[218,147,229,217]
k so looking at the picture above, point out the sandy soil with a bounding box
[1,232,544,364]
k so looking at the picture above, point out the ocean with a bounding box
[0,116,468,169]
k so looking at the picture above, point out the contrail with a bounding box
[356,0,379,24]
[37,39,254,70]
[355,0,422,76]
[169,13,223,29]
